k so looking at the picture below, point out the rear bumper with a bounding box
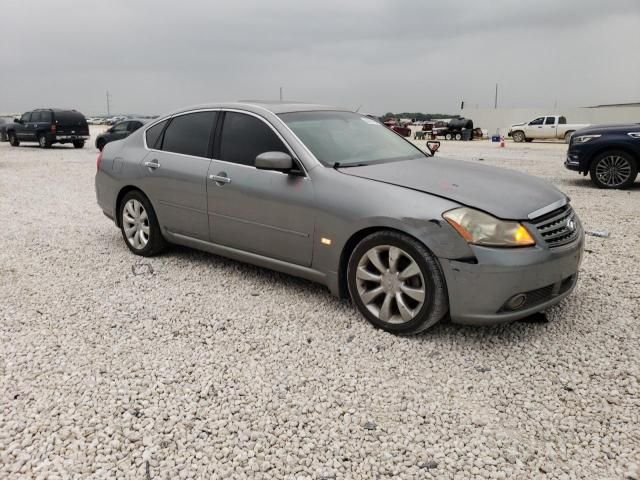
[55,134,90,141]
[439,230,584,325]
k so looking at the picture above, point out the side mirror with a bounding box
[255,151,294,172]
[426,140,440,155]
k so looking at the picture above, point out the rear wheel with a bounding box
[347,231,448,334]
[589,151,638,189]
[454,132,462,141]
[38,134,51,148]
[119,190,167,256]
[8,132,19,146]
[73,140,85,149]
[512,131,526,143]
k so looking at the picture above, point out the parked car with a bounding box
[96,102,583,335]
[0,117,16,142]
[433,118,474,141]
[509,116,589,143]
[565,123,640,189]
[95,119,146,151]
[383,121,411,137]
[7,109,89,148]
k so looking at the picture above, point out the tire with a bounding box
[73,140,85,149]
[454,133,462,141]
[119,190,167,256]
[512,131,526,143]
[564,131,574,144]
[445,133,452,140]
[589,150,638,189]
[38,134,51,148]
[8,132,19,146]
[96,139,106,151]
[347,231,448,335]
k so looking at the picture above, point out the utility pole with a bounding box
[279,87,283,101]
[106,90,111,116]
[494,83,498,109]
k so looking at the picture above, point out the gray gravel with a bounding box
[1,136,639,479]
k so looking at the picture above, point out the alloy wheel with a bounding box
[355,245,426,324]
[122,199,150,249]
[595,155,632,187]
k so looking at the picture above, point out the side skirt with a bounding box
[166,230,331,289]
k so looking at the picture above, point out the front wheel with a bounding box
[589,151,638,189]
[454,133,462,141]
[73,140,85,149]
[8,132,19,146]
[512,131,526,143]
[444,133,452,140]
[347,231,448,334]
[564,131,574,143]
[119,191,167,256]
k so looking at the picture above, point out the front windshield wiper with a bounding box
[333,162,369,169]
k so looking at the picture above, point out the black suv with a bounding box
[566,123,640,189]
[7,109,89,148]
[95,119,145,151]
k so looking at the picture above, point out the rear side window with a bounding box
[559,116,567,124]
[161,112,217,157]
[55,111,87,125]
[145,120,167,149]
[129,121,143,132]
[219,112,287,166]
[544,117,556,125]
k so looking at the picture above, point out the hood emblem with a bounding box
[567,219,575,231]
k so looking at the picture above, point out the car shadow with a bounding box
[151,243,557,345]
[560,176,640,191]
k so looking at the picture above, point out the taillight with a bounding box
[97,150,103,171]
[51,123,57,134]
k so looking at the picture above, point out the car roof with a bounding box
[168,101,351,116]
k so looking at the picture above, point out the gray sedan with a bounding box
[95,102,584,334]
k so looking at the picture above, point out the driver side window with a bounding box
[529,117,544,126]
[21,112,32,123]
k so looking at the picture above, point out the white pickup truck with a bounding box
[508,115,590,143]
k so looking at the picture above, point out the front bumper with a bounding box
[439,230,584,325]
[564,152,582,172]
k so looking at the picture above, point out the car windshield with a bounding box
[278,111,426,166]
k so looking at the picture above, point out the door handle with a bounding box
[209,174,231,184]
[145,160,160,169]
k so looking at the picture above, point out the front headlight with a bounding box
[443,207,535,247]
[572,134,601,144]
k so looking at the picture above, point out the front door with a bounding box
[207,111,315,267]
[15,112,33,140]
[541,116,557,138]
[526,117,545,138]
[138,111,217,240]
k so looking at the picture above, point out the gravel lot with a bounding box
[1,133,639,479]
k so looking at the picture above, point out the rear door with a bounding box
[206,111,314,266]
[54,111,89,136]
[138,111,217,240]
[541,116,558,138]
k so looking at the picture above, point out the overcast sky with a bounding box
[1,0,639,116]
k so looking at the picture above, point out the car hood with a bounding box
[338,157,567,220]
[573,123,640,136]
[510,122,526,128]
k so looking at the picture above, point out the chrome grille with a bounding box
[532,205,579,247]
